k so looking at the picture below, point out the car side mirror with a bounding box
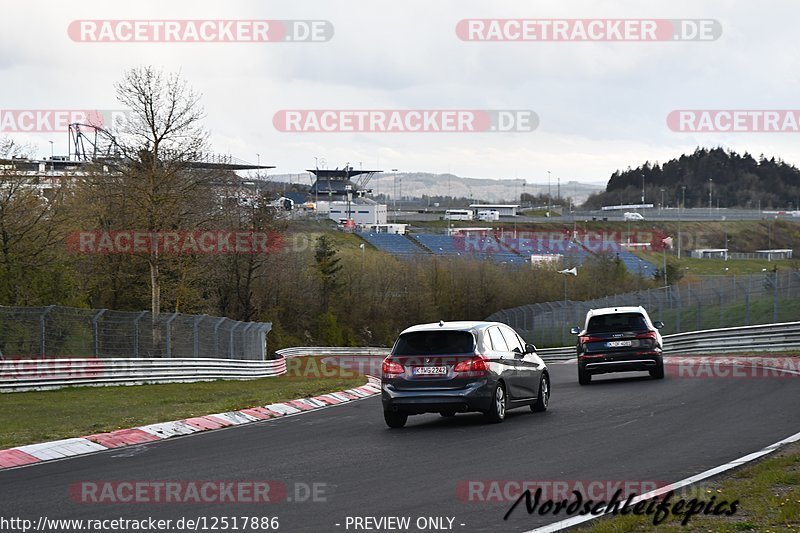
[570,327,581,335]
[524,343,537,354]
[654,321,664,329]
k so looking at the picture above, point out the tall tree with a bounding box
[313,235,341,310]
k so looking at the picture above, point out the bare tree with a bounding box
[73,67,228,354]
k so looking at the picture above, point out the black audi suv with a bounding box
[381,321,550,428]
[571,306,664,385]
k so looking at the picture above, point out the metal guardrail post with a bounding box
[40,305,55,358]
[165,313,179,358]
[92,309,108,357]
[133,311,147,358]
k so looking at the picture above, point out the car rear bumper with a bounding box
[580,351,662,375]
[381,379,494,414]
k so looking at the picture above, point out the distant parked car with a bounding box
[624,212,645,221]
[570,306,664,385]
[381,321,550,428]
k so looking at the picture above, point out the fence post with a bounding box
[259,323,272,360]
[243,323,258,360]
[774,271,780,323]
[92,309,107,358]
[40,305,55,358]
[213,318,227,359]
[165,313,179,358]
[193,315,207,358]
[133,311,147,358]
[229,322,242,359]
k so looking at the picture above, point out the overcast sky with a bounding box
[1,0,798,185]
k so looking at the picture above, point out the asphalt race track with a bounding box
[2,361,799,533]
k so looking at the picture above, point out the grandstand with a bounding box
[360,233,425,256]
[358,231,658,275]
[412,235,463,256]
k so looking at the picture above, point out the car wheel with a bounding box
[650,361,665,380]
[531,373,550,412]
[440,412,456,418]
[578,365,592,385]
[384,411,408,428]
[484,383,506,423]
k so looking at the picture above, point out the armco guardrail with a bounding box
[0,358,286,393]
[536,347,576,361]
[275,347,390,358]
[5,323,796,393]
[662,321,800,355]
[538,321,800,360]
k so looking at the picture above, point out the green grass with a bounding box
[0,357,365,448]
[638,251,800,276]
[577,442,800,531]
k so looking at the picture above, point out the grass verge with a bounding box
[0,357,365,449]
[577,442,800,532]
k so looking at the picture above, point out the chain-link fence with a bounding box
[0,306,272,360]
[488,271,800,347]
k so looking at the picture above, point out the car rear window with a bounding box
[392,331,475,355]
[586,313,648,333]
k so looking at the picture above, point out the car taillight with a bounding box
[382,360,404,375]
[579,336,603,344]
[636,331,658,340]
[454,355,489,373]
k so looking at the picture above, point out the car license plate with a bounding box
[606,340,633,348]
[414,366,447,376]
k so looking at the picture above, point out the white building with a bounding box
[691,248,728,260]
[328,200,387,226]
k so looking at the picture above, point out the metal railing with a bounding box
[536,321,800,361]
[0,305,272,360]
[488,272,800,347]
[0,358,286,392]
[2,322,796,392]
[276,347,390,358]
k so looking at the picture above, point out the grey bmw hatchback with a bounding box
[381,321,550,428]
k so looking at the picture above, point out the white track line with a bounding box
[524,428,800,532]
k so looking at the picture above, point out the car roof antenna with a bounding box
[439,320,445,327]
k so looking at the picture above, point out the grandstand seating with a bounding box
[360,233,424,256]
[360,232,658,276]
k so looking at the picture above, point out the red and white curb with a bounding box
[0,381,381,471]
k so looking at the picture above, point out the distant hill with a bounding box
[584,147,800,209]
[266,171,603,204]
